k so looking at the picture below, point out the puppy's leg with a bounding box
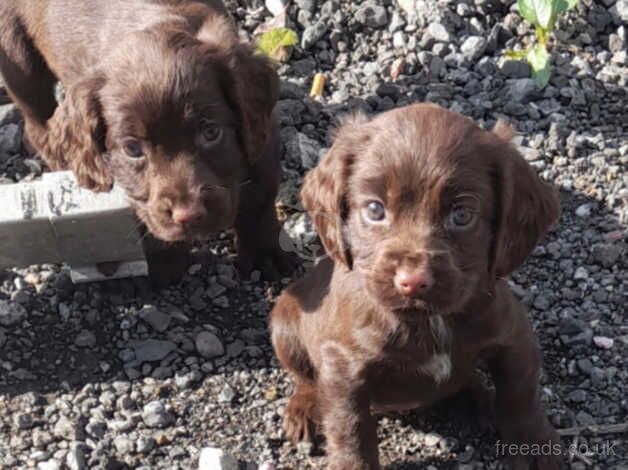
[318,343,380,470]
[142,234,191,287]
[235,197,294,280]
[488,315,562,470]
[0,11,58,158]
[270,294,319,443]
[283,379,319,444]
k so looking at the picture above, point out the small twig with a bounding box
[558,422,628,437]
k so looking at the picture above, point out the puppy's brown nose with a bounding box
[172,204,205,227]
[394,269,433,297]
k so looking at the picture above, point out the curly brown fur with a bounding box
[271,104,562,469]
[0,0,290,277]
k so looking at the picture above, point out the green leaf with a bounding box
[518,0,556,31]
[518,0,539,27]
[257,28,298,57]
[527,44,551,88]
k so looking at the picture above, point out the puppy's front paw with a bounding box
[237,245,297,281]
[499,420,563,470]
[283,385,318,444]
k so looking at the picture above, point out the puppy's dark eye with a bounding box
[199,119,222,145]
[364,201,386,222]
[448,206,475,228]
[123,139,144,159]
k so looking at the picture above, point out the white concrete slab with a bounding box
[0,171,146,280]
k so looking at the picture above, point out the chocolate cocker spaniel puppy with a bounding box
[271,104,563,469]
[0,0,290,277]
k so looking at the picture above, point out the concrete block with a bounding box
[0,171,146,281]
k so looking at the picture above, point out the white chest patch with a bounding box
[417,352,452,384]
[418,315,452,384]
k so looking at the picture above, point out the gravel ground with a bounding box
[1,0,627,469]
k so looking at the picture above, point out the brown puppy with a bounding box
[271,104,562,469]
[0,0,290,277]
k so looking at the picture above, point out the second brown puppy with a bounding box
[271,104,562,469]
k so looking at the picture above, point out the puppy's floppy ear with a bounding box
[45,75,113,192]
[490,120,560,280]
[301,114,369,269]
[198,18,279,163]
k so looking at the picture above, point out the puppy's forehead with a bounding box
[351,106,491,202]
[102,33,230,140]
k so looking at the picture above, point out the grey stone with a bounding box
[285,131,321,170]
[460,36,487,62]
[568,389,587,403]
[0,299,27,326]
[301,21,328,49]
[593,336,614,349]
[65,444,87,470]
[0,104,21,126]
[218,384,236,403]
[265,0,287,16]
[195,331,224,359]
[0,123,21,154]
[139,305,171,332]
[14,412,34,430]
[591,243,624,268]
[500,60,531,78]
[355,3,388,29]
[575,204,592,218]
[610,0,628,23]
[113,435,135,454]
[427,22,452,42]
[53,415,81,441]
[130,339,177,363]
[74,330,96,348]
[198,447,239,470]
[136,436,156,454]
[141,401,174,428]
[505,78,539,104]
[85,420,106,439]
[37,460,61,470]
[175,370,201,389]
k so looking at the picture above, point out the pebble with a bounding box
[218,384,236,403]
[0,299,27,326]
[427,22,452,42]
[74,330,96,348]
[265,0,287,16]
[0,104,21,126]
[130,339,177,363]
[593,336,614,349]
[301,21,328,49]
[0,123,21,154]
[37,460,60,470]
[65,444,87,470]
[460,36,487,62]
[499,59,531,78]
[575,204,592,218]
[355,3,388,29]
[113,435,135,454]
[198,447,239,470]
[141,401,174,428]
[591,243,624,268]
[53,416,80,441]
[195,331,225,359]
[505,78,538,103]
[139,305,171,332]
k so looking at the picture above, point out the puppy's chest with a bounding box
[368,318,479,411]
